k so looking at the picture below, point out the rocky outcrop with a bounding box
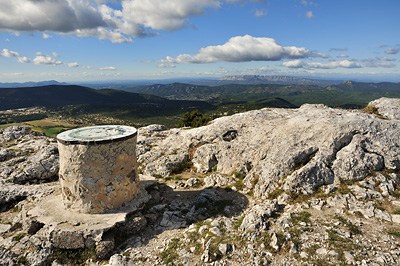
[0,126,59,185]
[369,97,400,120]
[138,98,400,199]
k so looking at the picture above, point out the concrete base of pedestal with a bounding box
[24,175,156,251]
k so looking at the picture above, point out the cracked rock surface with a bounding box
[138,98,400,199]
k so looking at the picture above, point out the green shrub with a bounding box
[12,233,26,242]
[159,238,181,265]
[178,110,210,128]
[169,161,192,175]
[47,247,97,265]
[291,211,311,225]
[388,228,400,238]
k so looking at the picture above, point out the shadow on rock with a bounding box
[108,181,249,258]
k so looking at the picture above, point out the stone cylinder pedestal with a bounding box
[56,125,139,214]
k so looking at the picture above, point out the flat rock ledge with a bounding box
[23,176,154,259]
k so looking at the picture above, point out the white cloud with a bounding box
[160,35,321,64]
[378,56,396,61]
[0,0,106,32]
[1,48,20,57]
[337,54,348,58]
[0,0,227,42]
[18,56,30,63]
[0,0,269,43]
[313,52,329,58]
[42,33,52,39]
[157,64,176,68]
[52,52,59,58]
[385,48,400,54]
[73,27,133,43]
[99,66,116,70]
[282,59,362,69]
[68,62,79,67]
[305,11,314,19]
[33,54,63,65]
[1,48,32,63]
[120,0,220,33]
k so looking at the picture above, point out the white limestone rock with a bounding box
[0,126,31,142]
[239,200,278,231]
[369,97,400,120]
[137,98,400,199]
[0,127,59,184]
[204,173,234,188]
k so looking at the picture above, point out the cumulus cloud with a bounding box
[73,28,134,43]
[385,48,400,54]
[337,54,348,58]
[68,62,79,67]
[33,54,63,66]
[0,0,272,43]
[0,0,248,42]
[160,35,321,64]
[99,66,116,70]
[120,0,220,32]
[1,48,20,57]
[0,0,106,32]
[18,57,30,63]
[1,48,33,63]
[282,59,362,69]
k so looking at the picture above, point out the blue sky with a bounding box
[0,0,399,83]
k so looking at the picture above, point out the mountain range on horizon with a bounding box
[1,75,399,89]
[2,80,400,112]
[0,76,385,88]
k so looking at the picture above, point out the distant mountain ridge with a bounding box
[0,80,68,88]
[0,85,209,111]
[122,81,400,99]
[218,75,342,86]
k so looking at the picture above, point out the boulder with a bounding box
[0,129,59,184]
[239,200,278,231]
[0,126,31,142]
[368,97,400,120]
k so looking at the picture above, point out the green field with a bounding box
[0,119,76,138]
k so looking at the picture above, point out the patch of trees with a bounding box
[178,110,210,128]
